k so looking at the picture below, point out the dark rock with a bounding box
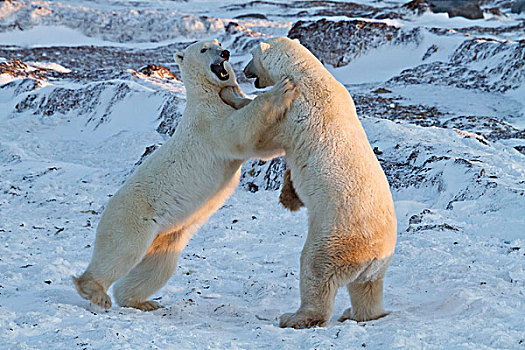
[372,88,392,94]
[514,146,525,154]
[138,64,178,80]
[422,44,439,61]
[403,0,431,14]
[511,0,525,14]
[484,7,504,16]
[240,158,287,191]
[156,97,183,137]
[409,214,422,224]
[430,0,483,19]
[404,0,484,19]
[220,22,270,56]
[234,13,268,20]
[134,145,160,168]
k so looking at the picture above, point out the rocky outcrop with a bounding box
[389,38,525,92]
[0,44,186,83]
[288,19,422,67]
[2,57,183,133]
[0,58,65,82]
[222,1,400,20]
[155,98,183,137]
[137,65,179,81]
[240,158,287,192]
[220,22,270,55]
[363,117,524,214]
[13,80,131,122]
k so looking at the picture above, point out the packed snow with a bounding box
[0,0,523,349]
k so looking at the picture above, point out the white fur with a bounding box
[73,40,295,311]
[245,37,397,328]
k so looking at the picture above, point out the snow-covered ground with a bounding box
[0,0,524,349]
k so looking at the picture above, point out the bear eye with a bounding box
[200,48,207,53]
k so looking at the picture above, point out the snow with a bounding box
[0,73,16,85]
[328,30,466,84]
[0,0,524,349]
[0,26,107,48]
[0,25,203,49]
[26,63,70,74]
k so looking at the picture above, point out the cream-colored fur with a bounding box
[240,37,397,328]
[73,40,297,311]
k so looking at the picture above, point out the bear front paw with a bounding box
[273,77,299,107]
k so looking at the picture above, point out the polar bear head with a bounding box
[244,37,322,89]
[174,39,236,90]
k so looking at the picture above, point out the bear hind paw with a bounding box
[338,307,389,323]
[122,300,164,312]
[73,275,112,309]
[279,311,328,329]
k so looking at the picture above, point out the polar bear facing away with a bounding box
[73,40,297,311]
[234,37,397,328]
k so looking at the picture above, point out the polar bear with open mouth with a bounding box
[74,39,298,311]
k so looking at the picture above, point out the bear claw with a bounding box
[91,291,112,310]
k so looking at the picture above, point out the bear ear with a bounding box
[292,38,300,44]
[174,52,184,65]
[259,42,271,52]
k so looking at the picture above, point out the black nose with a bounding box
[220,50,230,60]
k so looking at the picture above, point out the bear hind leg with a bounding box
[279,252,338,329]
[279,274,338,329]
[339,278,388,322]
[74,220,157,309]
[113,228,192,311]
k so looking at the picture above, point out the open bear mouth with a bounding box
[254,77,261,88]
[210,61,229,81]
